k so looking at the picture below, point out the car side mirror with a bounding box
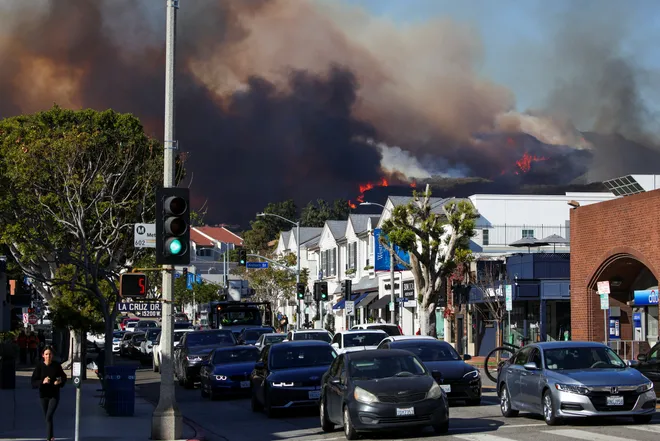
[627,360,640,368]
[331,343,339,349]
[523,362,539,370]
[463,354,472,361]
[255,361,265,369]
[637,354,647,362]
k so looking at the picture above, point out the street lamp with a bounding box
[257,212,301,329]
[360,202,397,325]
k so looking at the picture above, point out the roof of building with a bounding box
[192,226,243,246]
[190,229,214,246]
[387,196,468,215]
[348,214,375,235]
[326,220,348,240]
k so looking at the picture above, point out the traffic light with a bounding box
[296,282,306,300]
[319,281,329,301]
[341,279,352,298]
[27,307,35,314]
[182,267,188,278]
[120,273,148,298]
[155,187,190,265]
[238,249,247,266]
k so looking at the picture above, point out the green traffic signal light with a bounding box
[167,238,183,255]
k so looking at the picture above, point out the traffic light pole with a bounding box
[152,1,182,439]
[296,223,301,330]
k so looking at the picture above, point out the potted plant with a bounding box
[363,265,374,271]
[345,268,356,277]
[0,330,19,389]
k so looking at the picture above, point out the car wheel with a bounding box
[633,414,653,424]
[466,398,481,406]
[264,390,276,418]
[432,421,449,434]
[542,390,560,426]
[343,405,358,440]
[251,390,262,412]
[320,397,334,432]
[499,384,519,417]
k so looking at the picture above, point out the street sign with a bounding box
[116,300,162,318]
[246,261,268,269]
[505,285,513,311]
[396,297,408,303]
[134,223,156,248]
[345,301,355,316]
[389,301,395,311]
[597,281,610,295]
[600,293,609,310]
[28,314,38,325]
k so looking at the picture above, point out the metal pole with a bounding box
[508,310,511,345]
[296,223,301,330]
[74,330,81,441]
[390,249,395,325]
[152,0,182,439]
[604,310,608,346]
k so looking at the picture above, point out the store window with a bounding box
[647,306,658,342]
[522,229,535,238]
[482,229,490,246]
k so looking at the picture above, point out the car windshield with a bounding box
[344,332,387,347]
[270,346,336,369]
[113,332,123,339]
[146,329,161,340]
[295,332,331,343]
[264,335,286,345]
[364,325,400,336]
[187,331,235,346]
[219,309,260,326]
[133,333,146,343]
[544,346,626,370]
[174,322,193,330]
[213,347,260,364]
[139,322,157,328]
[244,329,271,340]
[349,354,427,379]
[394,342,461,361]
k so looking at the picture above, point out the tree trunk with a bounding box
[104,314,115,367]
[64,329,82,370]
[428,303,437,338]
[419,304,431,336]
[495,320,501,365]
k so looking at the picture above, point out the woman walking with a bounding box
[31,346,67,441]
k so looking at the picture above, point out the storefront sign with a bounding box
[402,280,415,299]
[633,289,659,306]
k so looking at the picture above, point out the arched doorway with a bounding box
[589,254,658,359]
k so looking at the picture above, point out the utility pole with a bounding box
[152,0,183,439]
[390,249,396,324]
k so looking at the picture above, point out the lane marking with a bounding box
[623,425,660,433]
[450,423,546,432]
[452,434,517,441]
[542,429,628,441]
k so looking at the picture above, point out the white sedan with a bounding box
[330,329,388,354]
[152,329,189,373]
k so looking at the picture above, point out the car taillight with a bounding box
[398,325,403,335]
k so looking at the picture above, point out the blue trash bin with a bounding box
[104,365,138,416]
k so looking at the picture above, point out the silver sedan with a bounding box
[497,341,656,425]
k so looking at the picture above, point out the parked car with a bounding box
[250,340,336,417]
[119,332,134,356]
[254,333,287,351]
[174,330,237,388]
[200,346,261,399]
[139,328,161,364]
[633,342,659,397]
[153,329,189,373]
[284,329,332,343]
[120,317,139,331]
[330,330,388,355]
[319,349,449,439]
[136,320,159,330]
[350,323,402,336]
[377,336,481,405]
[112,331,126,354]
[238,327,276,345]
[497,341,656,425]
[126,332,146,359]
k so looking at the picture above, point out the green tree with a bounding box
[173,276,221,308]
[0,106,164,365]
[381,184,477,336]
[300,198,349,227]
[242,221,272,255]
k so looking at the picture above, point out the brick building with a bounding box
[570,187,660,350]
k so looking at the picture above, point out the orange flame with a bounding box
[515,152,548,173]
[348,200,357,209]
[348,177,392,208]
[410,180,417,188]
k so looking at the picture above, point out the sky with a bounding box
[343,0,660,113]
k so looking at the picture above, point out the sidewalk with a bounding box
[0,368,197,441]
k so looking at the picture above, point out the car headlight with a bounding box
[555,383,590,395]
[354,386,379,404]
[427,382,443,400]
[214,375,227,381]
[463,370,480,379]
[637,381,654,393]
[186,356,202,362]
[271,381,294,387]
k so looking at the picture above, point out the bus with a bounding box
[202,300,274,338]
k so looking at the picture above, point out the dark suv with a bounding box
[174,330,237,388]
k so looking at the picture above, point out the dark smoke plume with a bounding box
[0,0,658,225]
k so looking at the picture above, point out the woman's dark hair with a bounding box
[42,345,54,353]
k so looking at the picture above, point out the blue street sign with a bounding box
[186,273,194,290]
[246,261,269,269]
[195,274,203,284]
[396,297,408,303]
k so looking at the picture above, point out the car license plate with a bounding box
[440,384,451,393]
[396,407,415,416]
[240,381,250,389]
[308,390,321,400]
[607,395,624,406]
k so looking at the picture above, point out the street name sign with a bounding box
[117,300,162,318]
[246,261,268,269]
[134,223,156,248]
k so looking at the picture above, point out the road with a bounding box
[123,360,660,441]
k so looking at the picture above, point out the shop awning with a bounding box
[332,297,345,310]
[356,291,378,308]
[369,295,391,310]
[351,276,378,292]
[333,293,365,310]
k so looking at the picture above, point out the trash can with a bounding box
[0,356,16,390]
[103,365,138,416]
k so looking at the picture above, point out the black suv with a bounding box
[174,329,236,388]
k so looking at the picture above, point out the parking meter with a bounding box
[72,361,82,388]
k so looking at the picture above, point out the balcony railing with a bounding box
[480,225,569,247]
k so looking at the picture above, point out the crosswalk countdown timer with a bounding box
[156,187,191,265]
